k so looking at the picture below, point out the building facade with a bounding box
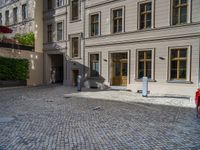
[44,0,200,96]
[0,0,44,86]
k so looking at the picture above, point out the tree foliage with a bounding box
[14,32,35,46]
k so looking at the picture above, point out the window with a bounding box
[0,13,2,25]
[90,13,100,36]
[170,48,187,80]
[70,35,80,58]
[57,0,63,7]
[13,7,18,24]
[70,0,80,21]
[22,4,28,20]
[47,24,53,43]
[139,2,152,29]
[57,22,63,41]
[90,54,100,77]
[5,10,9,25]
[48,0,53,10]
[172,0,188,25]
[112,8,123,33]
[137,50,153,79]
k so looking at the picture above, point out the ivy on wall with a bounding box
[0,56,29,81]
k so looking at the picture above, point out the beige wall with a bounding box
[0,48,43,86]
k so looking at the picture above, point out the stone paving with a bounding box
[0,85,200,150]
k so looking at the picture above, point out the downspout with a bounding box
[83,0,86,79]
[198,37,200,88]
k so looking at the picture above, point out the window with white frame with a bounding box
[90,53,100,77]
[70,0,80,21]
[22,4,28,20]
[169,47,191,81]
[139,1,153,29]
[90,13,100,37]
[57,0,64,7]
[172,0,190,25]
[70,35,80,58]
[137,49,154,80]
[112,7,124,33]
[57,22,63,41]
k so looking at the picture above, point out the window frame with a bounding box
[13,7,18,24]
[170,0,191,25]
[168,46,191,83]
[47,23,53,43]
[56,21,64,41]
[89,12,101,37]
[137,0,155,30]
[22,3,28,21]
[70,0,81,22]
[69,34,81,59]
[47,0,53,10]
[57,0,64,8]
[5,10,9,25]
[89,52,101,78]
[136,49,155,81]
[110,6,125,34]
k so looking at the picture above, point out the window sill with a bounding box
[135,79,156,82]
[167,80,193,84]
[71,57,82,60]
[70,19,81,23]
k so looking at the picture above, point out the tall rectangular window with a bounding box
[5,10,9,25]
[48,0,53,10]
[57,0,63,7]
[137,50,152,79]
[112,8,123,33]
[47,24,53,43]
[71,36,80,58]
[90,54,100,77]
[170,48,187,80]
[172,0,188,25]
[90,13,100,36]
[71,0,80,21]
[22,4,28,20]
[139,2,152,29]
[57,22,63,41]
[0,13,2,25]
[13,7,18,24]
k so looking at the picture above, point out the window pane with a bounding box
[146,61,152,78]
[114,63,121,76]
[139,51,144,59]
[146,14,152,28]
[180,6,187,23]
[174,0,179,6]
[72,37,79,57]
[171,70,177,79]
[140,4,145,12]
[122,63,127,76]
[171,50,178,59]
[181,0,187,4]
[146,51,152,59]
[180,49,187,57]
[57,23,63,41]
[140,14,145,29]
[138,62,144,78]
[146,2,152,11]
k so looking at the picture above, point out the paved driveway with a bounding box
[0,85,200,150]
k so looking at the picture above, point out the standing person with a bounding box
[51,67,56,84]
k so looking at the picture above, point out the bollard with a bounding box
[142,77,148,97]
[77,75,82,92]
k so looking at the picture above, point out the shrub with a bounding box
[14,32,35,46]
[0,56,29,81]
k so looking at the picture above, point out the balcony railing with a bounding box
[0,41,34,51]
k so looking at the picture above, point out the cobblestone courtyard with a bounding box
[0,85,200,150]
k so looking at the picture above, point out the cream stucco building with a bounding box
[0,0,43,86]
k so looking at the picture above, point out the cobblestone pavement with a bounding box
[0,85,200,150]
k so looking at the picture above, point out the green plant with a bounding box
[0,56,29,81]
[14,32,35,46]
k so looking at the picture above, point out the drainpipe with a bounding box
[83,0,86,79]
[198,37,200,88]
